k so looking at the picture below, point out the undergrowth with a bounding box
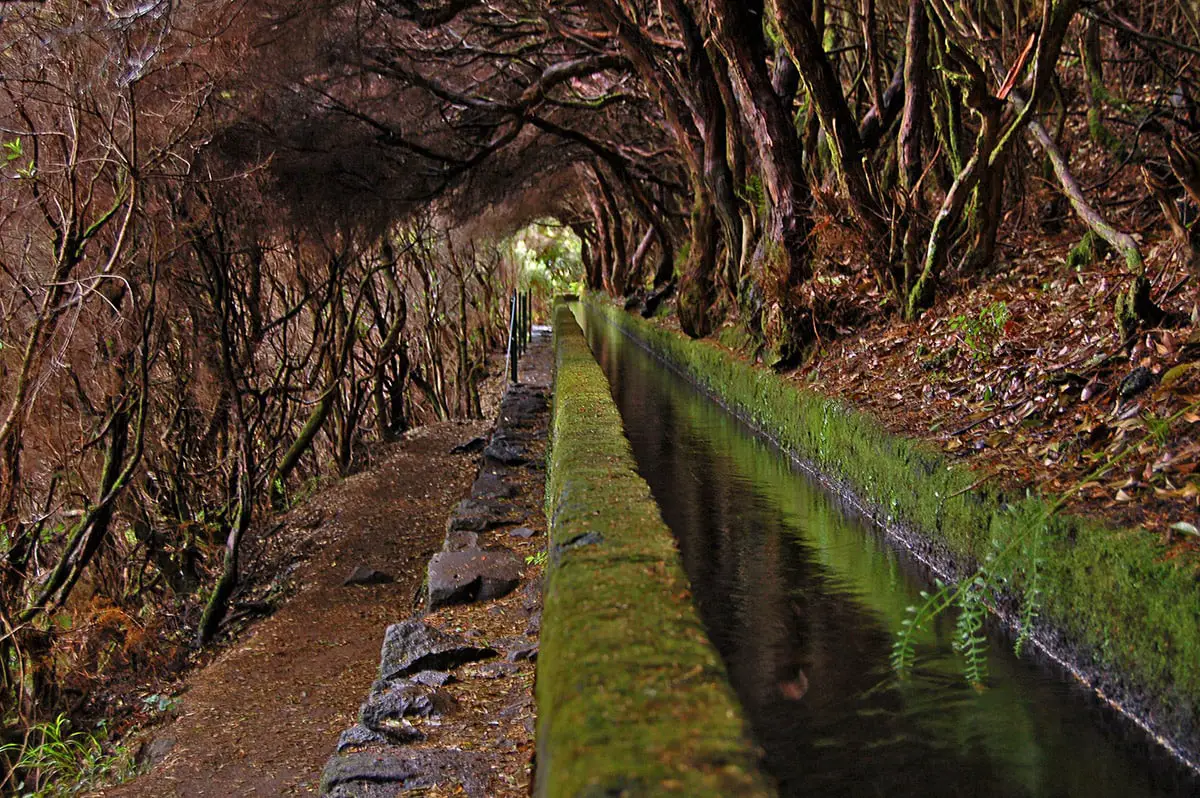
[891,397,1200,686]
[947,301,1009,361]
[1,714,134,797]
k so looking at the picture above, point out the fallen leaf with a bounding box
[1170,521,1199,537]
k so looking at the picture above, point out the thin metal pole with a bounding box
[507,291,518,382]
[521,291,529,350]
[518,290,525,355]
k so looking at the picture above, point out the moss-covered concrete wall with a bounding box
[535,305,772,797]
[585,295,1200,766]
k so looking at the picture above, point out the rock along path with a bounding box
[318,326,552,797]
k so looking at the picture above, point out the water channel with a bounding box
[576,304,1199,797]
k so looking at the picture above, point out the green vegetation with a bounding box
[537,303,770,798]
[506,222,583,297]
[1066,231,1104,271]
[1,715,134,796]
[586,294,1200,746]
[947,301,1009,361]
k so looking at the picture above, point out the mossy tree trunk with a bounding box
[908,0,1081,319]
[679,194,722,338]
[706,0,816,359]
[897,0,929,299]
[768,0,883,236]
[1021,105,1165,337]
[592,164,628,297]
[1080,18,1122,154]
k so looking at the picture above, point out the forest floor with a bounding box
[790,224,1200,561]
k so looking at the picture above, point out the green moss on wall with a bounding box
[585,295,1200,755]
[536,304,772,797]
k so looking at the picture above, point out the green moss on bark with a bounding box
[585,294,1200,758]
[536,304,772,798]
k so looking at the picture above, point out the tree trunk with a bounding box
[768,0,882,233]
[705,0,815,359]
[897,0,929,298]
[197,484,252,645]
[678,194,722,337]
[1019,100,1164,335]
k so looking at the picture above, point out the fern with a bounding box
[891,579,952,679]
[953,575,990,686]
[892,509,1054,685]
[1014,515,1047,656]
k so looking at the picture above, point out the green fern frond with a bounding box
[953,576,990,687]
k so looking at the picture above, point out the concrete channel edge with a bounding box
[534,304,773,797]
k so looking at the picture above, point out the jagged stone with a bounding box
[506,644,538,662]
[443,530,479,552]
[426,547,522,610]
[470,473,519,500]
[326,784,398,798]
[483,437,526,465]
[474,661,520,679]
[359,681,454,741]
[136,733,176,769]
[447,498,518,532]
[336,725,387,752]
[320,750,491,797]
[498,387,548,428]
[411,670,454,687]
[450,436,487,454]
[379,620,496,682]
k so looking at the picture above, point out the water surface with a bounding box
[578,305,1197,797]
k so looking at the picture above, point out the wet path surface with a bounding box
[579,306,1199,798]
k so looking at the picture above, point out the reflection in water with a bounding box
[578,305,1197,798]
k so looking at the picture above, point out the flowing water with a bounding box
[576,305,1199,798]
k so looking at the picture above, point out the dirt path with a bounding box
[311,328,554,797]
[98,420,490,797]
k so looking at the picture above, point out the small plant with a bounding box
[1066,231,1099,270]
[1144,413,1172,446]
[524,550,547,567]
[948,301,1009,360]
[737,174,767,217]
[952,574,990,686]
[1,715,133,796]
[141,693,180,715]
[4,138,34,179]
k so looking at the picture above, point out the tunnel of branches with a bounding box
[1,0,1199,740]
